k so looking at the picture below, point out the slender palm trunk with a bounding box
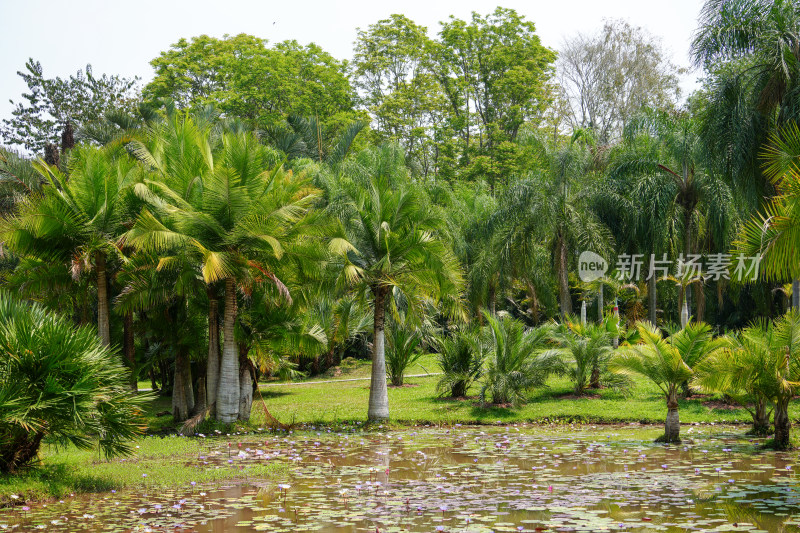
[124,311,136,390]
[95,251,110,346]
[648,275,657,325]
[368,286,390,421]
[238,344,254,422]
[206,292,220,415]
[696,283,706,323]
[793,279,800,311]
[216,277,240,423]
[558,237,572,316]
[597,284,604,322]
[659,389,681,443]
[172,351,193,422]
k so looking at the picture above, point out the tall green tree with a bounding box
[127,114,320,422]
[327,144,463,420]
[433,8,556,165]
[496,130,612,315]
[608,111,736,323]
[145,34,356,132]
[352,15,443,175]
[1,59,139,154]
[2,144,141,346]
[692,0,800,202]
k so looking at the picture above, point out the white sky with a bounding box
[0,0,705,123]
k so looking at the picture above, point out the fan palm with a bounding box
[327,144,464,420]
[611,321,725,443]
[127,115,320,423]
[0,292,146,473]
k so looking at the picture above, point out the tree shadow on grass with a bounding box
[258,390,292,400]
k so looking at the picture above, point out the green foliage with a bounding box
[480,313,560,406]
[385,324,424,386]
[0,292,147,473]
[0,59,139,153]
[545,320,619,394]
[144,35,356,132]
[435,327,485,398]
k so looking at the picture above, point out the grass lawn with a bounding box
[251,371,776,427]
[0,432,287,506]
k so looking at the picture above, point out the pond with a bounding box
[3,424,800,532]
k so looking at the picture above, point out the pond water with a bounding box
[4,424,800,532]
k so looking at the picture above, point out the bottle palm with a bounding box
[327,144,463,420]
[127,114,320,423]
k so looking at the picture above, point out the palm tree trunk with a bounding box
[216,277,240,423]
[172,352,190,422]
[597,284,604,322]
[774,395,791,450]
[238,345,254,421]
[124,311,136,391]
[95,251,111,346]
[659,390,681,443]
[558,237,572,316]
[206,291,220,415]
[696,283,706,323]
[752,397,770,436]
[648,275,657,325]
[368,285,390,421]
[589,362,600,389]
[793,279,800,311]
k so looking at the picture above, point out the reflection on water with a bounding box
[3,424,800,532]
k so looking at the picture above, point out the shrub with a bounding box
[435,327,485,397]
[0,293,148,473]
[385,325,423,386]
[545,320,622,394]
[480,313,560,406]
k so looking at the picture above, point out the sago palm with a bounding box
[480,313,560,406]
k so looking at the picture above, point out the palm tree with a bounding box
[497,130,613,316]
[608,111,736,323]
[480,313,560,405]
[0,292,146,473]
[1,144,141,346]
[692,0,800,201]
[544,320,615,395]
[693,0,800,310]
[694,320,779,435]
[127,115,320,423]
[435,326,485,398]
[327,144,464,420]
[738,124,800,301]
[610,321,725,443]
